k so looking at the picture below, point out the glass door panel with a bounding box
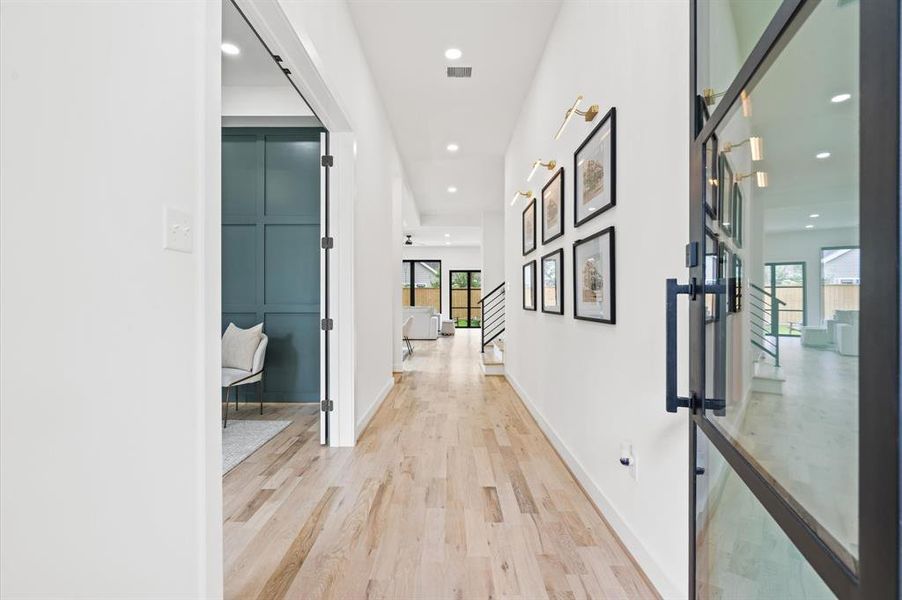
[695,429,835,599]
[450,270,481,328]
[701,0,859,574]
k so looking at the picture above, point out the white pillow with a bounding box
[222,322,263,371]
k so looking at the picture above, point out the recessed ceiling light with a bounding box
[221,42,240,56]
[831,93,851,103]
[445,241,451,245]
[805,224,815,229]
[446,143,459,152]
[810,213,820,218]
[816,152,831,159]
[444,233,451,237]
[447,186,457,193]
[445,48,462,60]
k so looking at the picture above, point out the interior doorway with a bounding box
[449,270,481,328]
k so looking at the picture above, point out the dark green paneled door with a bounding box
[222,128,322,402]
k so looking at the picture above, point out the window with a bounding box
[821,247,860,322]
[449,270,481,328]
[763,262,806,336]
[401,260,441,313]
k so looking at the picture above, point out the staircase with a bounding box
[749,282,785,395]
[479,282,505,376]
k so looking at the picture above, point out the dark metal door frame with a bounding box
[449,269,482,328]
[685,0,900,598]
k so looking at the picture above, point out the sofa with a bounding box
[401,306,439,340]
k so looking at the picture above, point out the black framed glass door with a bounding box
[450,270,481,328]
[762,262,806,337]
[677,1,900,598]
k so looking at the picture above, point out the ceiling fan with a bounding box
[404,234,413,246]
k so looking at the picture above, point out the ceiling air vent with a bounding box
[446,66,472,78]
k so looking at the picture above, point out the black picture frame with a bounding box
[542,167,565,244]
[732,183,743,248]
[572,226,616,324]
[522,198,536,256]
[718,154,734,237]
[704,134,719,218]
[731,253,743,313]
[522,261,536,311]
[704,228,719,323]
[574,107,616,227]
[540,248,564,315]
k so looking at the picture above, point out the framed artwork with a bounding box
[705,228,719,323]
[732,183,743,248]
[574,107,616,227]
[731,254,743,313]
[572,226,615,323]
[542,167,565,244]
[523,261,536,311]
[522,198,536,255]
[541,248,564,315]
[704,134,719,218]
[718,155,734,237]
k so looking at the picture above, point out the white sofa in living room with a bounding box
[401,306,439,340]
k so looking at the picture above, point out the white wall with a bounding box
[765,227,859,326]
[0,1,222,597]
[503,2,689,596]
[481,210,505,293]
[402,245,482,322]
[273,0,406,437]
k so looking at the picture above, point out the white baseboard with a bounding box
[355,376,395,441]
[505,373,680,600]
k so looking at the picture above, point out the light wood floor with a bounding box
[223,330,657,599]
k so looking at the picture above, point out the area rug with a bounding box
[222,420,291,475]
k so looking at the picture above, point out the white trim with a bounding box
[505,373,678,600]
[356,376,395,441]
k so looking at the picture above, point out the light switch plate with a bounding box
[163,206,193,253]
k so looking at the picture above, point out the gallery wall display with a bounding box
[574,107,616,227]
[542,167,565,244]
[523,260,536,311]
[522,198,537,256]
[572,226,615,323]
[541,248,564,315]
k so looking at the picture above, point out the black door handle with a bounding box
[666,278,694,413]
[666,278,727,414]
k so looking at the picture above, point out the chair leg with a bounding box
[223,387,231,428]
[257,380,263,415]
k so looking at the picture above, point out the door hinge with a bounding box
[320,399,334,412]
[321,155,334,167]
[321,236,334,249]
[321,318,334,331]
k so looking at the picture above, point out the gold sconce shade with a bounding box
[527,159,557,182]
[722,136,764,161]
[510,190,533,206]
[554,95,600,140]
[702,88,752,117]
[735,171,769,188]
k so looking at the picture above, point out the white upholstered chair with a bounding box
[222,333,268,428]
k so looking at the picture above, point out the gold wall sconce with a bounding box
[510,190,533,206]
[722,136,764,161]
[702,88,752,117]
[735,171,769,188]
[527,160,557,182]
[554,95,600,140]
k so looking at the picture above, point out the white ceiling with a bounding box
[404,226,482,248]
[222,0,288,87]
[348,0,562,228]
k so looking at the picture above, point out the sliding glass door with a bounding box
[450,270,481,328]
[674,1,900,598]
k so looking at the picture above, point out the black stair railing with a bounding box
[749,282,786,367]
[479,282,505,353]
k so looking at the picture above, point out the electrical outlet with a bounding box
[163,206,193,253]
